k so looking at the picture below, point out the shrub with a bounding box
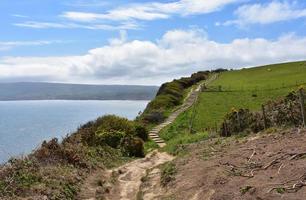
[141,71,209,124]
[142,111,166,124]
[95,115,134,134]
[0,158,41,196]
[120,136,144,157]
[220,90,305,136]
[33,138,89,168]
[134,124,149,141]
[95,129,125,148]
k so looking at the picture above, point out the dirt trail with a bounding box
[149,74,218,147]
[78,151,174,200]
[78,74,218,200]
[105,151,174,200]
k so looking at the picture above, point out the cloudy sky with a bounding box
[1,0,306,85]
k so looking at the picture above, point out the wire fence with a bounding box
[220,88,306,137]
[188,86,306,136]
[206,82,306,93]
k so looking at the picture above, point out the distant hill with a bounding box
[0,82,159,101]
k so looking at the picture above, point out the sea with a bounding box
[0,100,148,163]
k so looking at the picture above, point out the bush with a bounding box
[141,71,209,124]
[33,138,89,168]
[220,90,305,136]
[120,136,144,157]
[134,125,148,141]
[0,158,41,196]
[142,111,166,124]
[95,115,134,134]
[95,129,125,148]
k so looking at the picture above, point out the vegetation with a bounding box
[2,61,306,198]
[0,115,148,199]
[220,90,305,136]
[139,71,209,124]
[159,61,306,154]
[160,162,177,187]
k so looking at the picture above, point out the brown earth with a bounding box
[78,150,174,200]
[141,128,306,200]
[79,128,306,200]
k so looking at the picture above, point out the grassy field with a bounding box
[160,61,306,154]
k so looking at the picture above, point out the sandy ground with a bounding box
[78,150,174,200]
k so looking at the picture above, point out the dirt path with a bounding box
[78,151,174,200]
[105,151,174,200]
[78,74,218,200]
[149,74,218,147]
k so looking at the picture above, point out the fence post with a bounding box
[236,111,241,131]
[262,104,267,129]
[299,88,306,127]
[215,122,218,134]
[224,121,229,137]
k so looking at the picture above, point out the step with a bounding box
[153,140,165,143]
[150,130,159,133]
[152,138,164,142]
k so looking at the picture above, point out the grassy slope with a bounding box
[160,61,306,154]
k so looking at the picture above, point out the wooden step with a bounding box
[154,140,165,143]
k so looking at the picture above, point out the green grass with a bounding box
[212,61,306,90]
[144,139,159,154]
[162,132,209,155]
[160,162,177,187]
[160,61,306,153]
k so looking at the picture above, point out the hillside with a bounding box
[159,61,306,153]
[0,73,206,199]
[0,82,158,101]
[1,61,305,199]
[135,60,306,200]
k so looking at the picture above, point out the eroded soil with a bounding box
[155,128,306,200]
[78,151,174,200]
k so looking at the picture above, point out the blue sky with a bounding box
[1,0,306,85]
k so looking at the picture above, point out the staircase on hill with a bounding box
[149,74,217,147]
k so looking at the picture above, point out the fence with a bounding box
[206,82,306,93]
[220,88,306,137]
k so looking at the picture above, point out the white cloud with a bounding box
[63,0,109,7]
[14,21,139,30]
[11,14,29,18]
[0,40,64,51]
[62,0,239,22]
[16,0,239,30]
[221,1,306,26]
[1,29,306,85]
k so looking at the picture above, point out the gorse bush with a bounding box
[95,115,134,134]
[95,130,125,148]
[74,115,148,148]
[134,125,149,141]
[120,136,144,157]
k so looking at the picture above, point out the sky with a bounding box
[0,0,306,85]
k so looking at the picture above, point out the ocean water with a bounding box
[0,100,148,163]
